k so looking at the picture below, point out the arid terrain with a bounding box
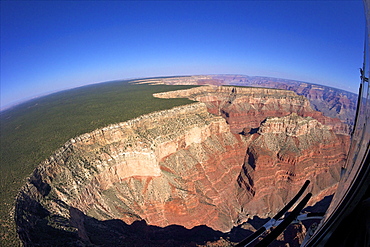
[134,75,357,132]
[14,82,351,246]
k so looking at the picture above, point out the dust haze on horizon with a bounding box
[0,1,365,110]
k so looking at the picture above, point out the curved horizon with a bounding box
[1,1,365,109]
[0,73,360,112]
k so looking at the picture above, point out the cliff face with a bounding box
[140,74,357,131]
[155,86,349,221]
[154,86,349,135]
[229,76,358,128]
[238,113,349,219]
[15,87,350,246]
[16,103,252,240]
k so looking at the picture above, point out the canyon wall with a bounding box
[136,74,357,130]
[226,76,358,129]
[238,113,349,219]
[154,86,350,221]
[16,86,350,246]
[16,103,252,243]
[154,86,349,135]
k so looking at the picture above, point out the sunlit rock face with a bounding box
[154,86,349,135]
[146,75,357,131]
[238,113,349,219]
[15,87,350,246]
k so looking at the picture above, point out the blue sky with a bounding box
[1,1,365,110]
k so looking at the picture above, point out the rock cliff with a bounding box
[16,103,251,243]
[227,76,358,130]
[15,87,350,246]
[238,113,349,219]
[154,86,349,135]
[137,74,357,132]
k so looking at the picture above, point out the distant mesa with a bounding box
[133,74,357,131]
[154,85,350,135]
[15,81,351,246]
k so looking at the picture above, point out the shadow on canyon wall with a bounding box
[304,195,333,213]
[15,193,333,246]
[16,193,254,246]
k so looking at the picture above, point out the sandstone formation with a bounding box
[15,87,350,246]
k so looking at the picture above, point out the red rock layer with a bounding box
[16,86,351,246]
[238,114,349,218]
[154,86,349,135]
[106,132,252,232]
[17,103,254,232]
[145,75,356,132]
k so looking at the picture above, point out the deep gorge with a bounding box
[15,86,350,246]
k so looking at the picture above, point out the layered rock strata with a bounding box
[137,74,357,131]
[154,86,349,135]
[225,75,358,128]
[16,103,252,238]
[238,113,349,219]
[16,87,350,246]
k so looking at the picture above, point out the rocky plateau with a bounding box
[135,74,358,131]
[15,86,350,246]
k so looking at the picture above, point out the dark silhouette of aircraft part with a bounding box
[255,193,312,247]
[237,2,370,244]
[235,181,317,247]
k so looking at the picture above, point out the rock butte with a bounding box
[15,86,350,246]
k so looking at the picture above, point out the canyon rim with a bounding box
[15,83,351,246]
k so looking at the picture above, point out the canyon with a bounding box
[134,74,358,131]
[154,86,349,135]
[15,86,350,246]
